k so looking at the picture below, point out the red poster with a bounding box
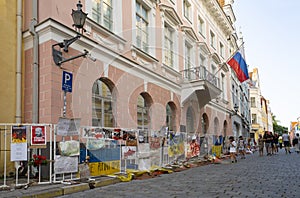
[31,125,46,145]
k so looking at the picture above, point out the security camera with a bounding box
[87,53,96,62]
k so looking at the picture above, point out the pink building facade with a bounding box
[22,0,250,148]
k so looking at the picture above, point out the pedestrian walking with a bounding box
[229,136,237,163]
[258,134,264,157]
[237,136,246,159]
[293,133,300,153]
[282,131,291,154]
[278,135,283,149]
[263,131,273,156]
[273,133,279,153]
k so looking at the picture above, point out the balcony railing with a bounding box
[181,65,220,88]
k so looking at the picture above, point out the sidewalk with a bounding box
[0,176,120,198]
[0,155,232,198]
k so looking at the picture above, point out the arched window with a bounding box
[186,106,194,135]
[92,79,114,127]
[137,94,150,129]
[223,121,228,137]
[166,102,176,131]
[213,118,219,145]
[201,114,208,135]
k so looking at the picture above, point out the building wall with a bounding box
[0,0,17,123]
[0,0,18,175]
[21,0,245,147]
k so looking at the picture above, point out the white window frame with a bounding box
[198,15,205,37]
[199,53,206,67]
[91,0,113,31]
[164,24,174,68]
[219,42,224,58]
[135,1,150,53]
[210,30,216,49]
[183,0,192,22]
[185,41,193,70]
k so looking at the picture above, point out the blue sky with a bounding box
[233,1,300,129]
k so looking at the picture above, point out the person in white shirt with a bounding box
[229,136,237,163]
[282,132,291,154]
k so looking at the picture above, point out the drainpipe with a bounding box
[29,0,39,123]
[16,0,22,123]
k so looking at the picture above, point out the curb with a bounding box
[21,178,121,198]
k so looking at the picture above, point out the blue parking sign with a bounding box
[62,71,73,92]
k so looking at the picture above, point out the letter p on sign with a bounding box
[62,71,73,92]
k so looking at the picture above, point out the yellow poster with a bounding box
[89,160,120,176]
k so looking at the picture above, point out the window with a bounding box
[136,1,149,52]
[211,64,217,75]
[221,73,225,98]
[183,0,191,21]
[201,114,208,135]
[186,107,194,135]
[92,0,113,31]
[92,79,114,127]
[210,30,216,49]
[252,114,257,124]
[137,94,149,129]
[164,25,174,67]
[198,16,205,37]
[185,43,192,70]
[166,103,176,131]
[219,42,224,58]
[199,54,206,67]
[251,97,256,107]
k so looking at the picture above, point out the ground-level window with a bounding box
[92,79,114,127]
[166,102,176,131]
[137,94,150,129]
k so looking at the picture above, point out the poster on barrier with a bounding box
[149,137,161,150]
[54,155,78,174]
[31,125,46,146]
[58,140,80,156]
[168,133,185,157]
[122,146,136,159]
[11,125,27,161]
[56,117,81,136]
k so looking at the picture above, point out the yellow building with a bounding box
[0,0,21,175]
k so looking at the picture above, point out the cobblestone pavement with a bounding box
[58,148,300,198]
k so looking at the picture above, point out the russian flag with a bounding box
[227,52,249,83]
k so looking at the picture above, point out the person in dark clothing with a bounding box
[263,131,273,156]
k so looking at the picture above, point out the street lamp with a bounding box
[52,1,89,66]
[234,104,239,113]
[71,1,88,33]
[230,104,239,118]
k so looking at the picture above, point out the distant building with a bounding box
[249,68,273,141]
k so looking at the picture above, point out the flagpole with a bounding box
[214,42,245,76]
[225,41,245,63]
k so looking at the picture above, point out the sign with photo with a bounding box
[31,125,46,145]
[11,125,27,144]
[11,126,27,161]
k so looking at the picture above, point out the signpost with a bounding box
[62,71,73,117]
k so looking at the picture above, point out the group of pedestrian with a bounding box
[257,131,280,156]
[228,136,247,163]
[258,131,300,156]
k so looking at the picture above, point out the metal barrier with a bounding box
[0,123,53,188]
[0,122,227,188]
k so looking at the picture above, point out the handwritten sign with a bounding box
[56,118,81,136]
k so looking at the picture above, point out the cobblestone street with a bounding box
[59,148,300,198]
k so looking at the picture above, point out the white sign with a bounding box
[56,117,81,136]
[54,155,78,174]
[11,143,27,161]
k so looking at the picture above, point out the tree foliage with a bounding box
[272,114,288,135]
